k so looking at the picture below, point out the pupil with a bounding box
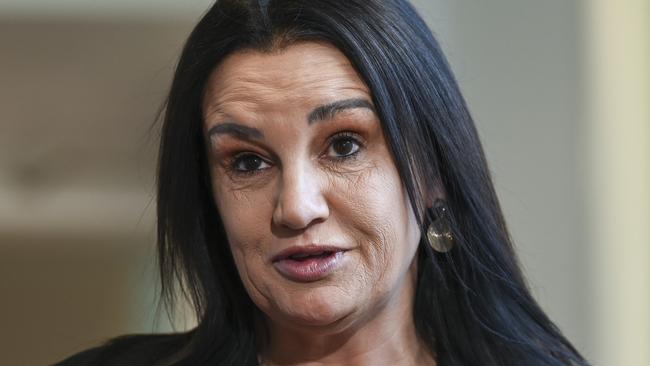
[334,139,353,155]
[243,156,261,170]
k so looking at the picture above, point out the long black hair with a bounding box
[152,0,590,365]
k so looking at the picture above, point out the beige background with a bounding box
[1,1,647,365]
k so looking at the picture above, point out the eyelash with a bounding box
[227,131,364,176]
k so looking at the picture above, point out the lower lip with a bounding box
[273,251,345,282]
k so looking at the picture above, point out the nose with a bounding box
[272,163,329,231]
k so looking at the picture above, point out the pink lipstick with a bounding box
[272,245,346,282]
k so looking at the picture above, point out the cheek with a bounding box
[212,176,272,236]
[211,181,274,275]
[334,164,420,287]
[211,186,283,310]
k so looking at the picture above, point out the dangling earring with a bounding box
[426,199,454,253]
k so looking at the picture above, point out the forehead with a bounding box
[202,42,372,118]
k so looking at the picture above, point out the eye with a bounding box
[327,133,362,158]
[232,153,271,173]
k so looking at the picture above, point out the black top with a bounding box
[52,333,190,366]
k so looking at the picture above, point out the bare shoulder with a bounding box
[52,332,192,366]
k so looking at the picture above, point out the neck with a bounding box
[260,265,436,366]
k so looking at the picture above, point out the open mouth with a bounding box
[287,251,334,261]
[272,245,346,263]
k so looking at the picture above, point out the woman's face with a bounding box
[202,42,422,331]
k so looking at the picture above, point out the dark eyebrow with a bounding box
[207,122,264,140]
[207,98,374,141]
[307,98,375,125]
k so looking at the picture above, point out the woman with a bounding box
[56,0,590,365]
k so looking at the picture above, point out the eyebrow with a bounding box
[207,122,264,140]
[207,97,374,140]
[307,98,375,125]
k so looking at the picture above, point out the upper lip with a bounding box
[271,244,347,262]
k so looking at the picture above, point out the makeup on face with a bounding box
[202,42,422,334]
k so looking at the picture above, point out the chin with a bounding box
[273,286,359,329]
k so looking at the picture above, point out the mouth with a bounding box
[271,245,347,262]
[271,245,348,282]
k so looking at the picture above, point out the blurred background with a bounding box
[1,0,647,364]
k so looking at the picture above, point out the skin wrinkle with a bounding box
[203,54,369,123]
[202,42,435,365]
